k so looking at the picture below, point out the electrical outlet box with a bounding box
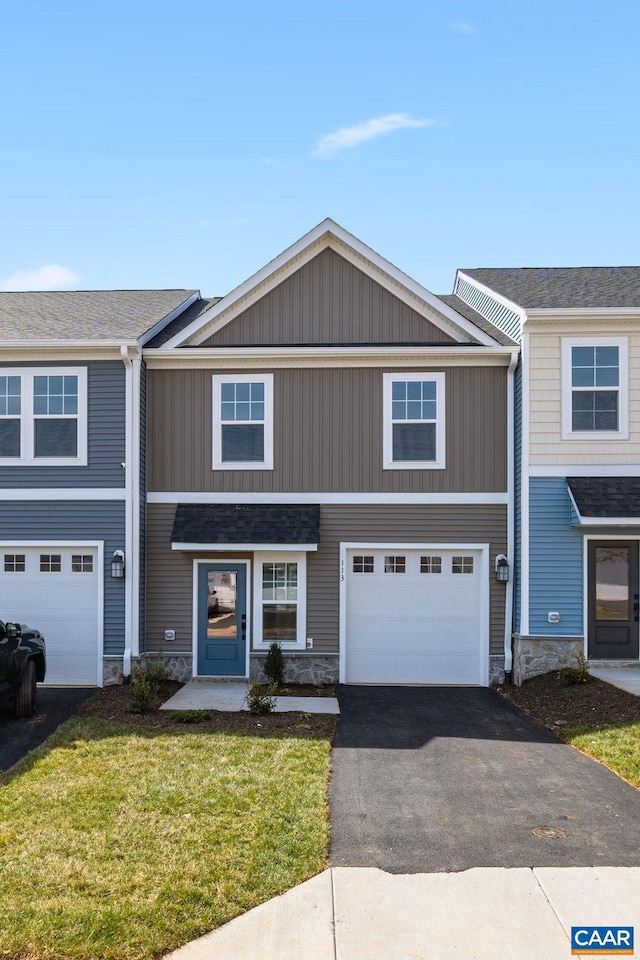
[547,612,560,624]
[306,637,313,649]
[164,629,176,642]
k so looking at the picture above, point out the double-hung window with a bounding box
[0,367,87,465]
[383,372,445,469]
[212,374,273,470]
[561,338,628,440]
[253,552,307,649]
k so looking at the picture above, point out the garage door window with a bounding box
[420,556,442,573]
[40,554,62,573]
[4,554,25,572]
[384,556,406,573]
[72,554,94,573]
[353,555,374,573]
[383,372,445,470]
[452,556,474,574]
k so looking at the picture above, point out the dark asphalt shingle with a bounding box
[568,477,640,518]
[171,504,321,544]
[462,267,640,310]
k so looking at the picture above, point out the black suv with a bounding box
[0,621,46,717]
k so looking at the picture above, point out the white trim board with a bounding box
[149,492,508,505]
[0,488,126,500]
[530,464,640,477]
[161,220,500,350]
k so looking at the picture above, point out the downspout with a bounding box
[120,344,141,679]
[503,349,519,682]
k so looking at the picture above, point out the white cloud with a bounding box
[451,20,476,34]
[312,113,435,158]
[0,264,81,291]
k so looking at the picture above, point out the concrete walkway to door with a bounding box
[330,686,640,874]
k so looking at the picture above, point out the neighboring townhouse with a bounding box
[143,220,518,686]
[0,289,200,685]
[453,267,640,682]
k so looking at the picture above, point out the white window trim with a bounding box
[252,551,307,650]
[561,338,629,441]
[382,372,446,470]
[0,366,88,466]
[212,373,274,471]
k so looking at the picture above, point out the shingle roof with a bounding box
[171,504,321,544]
[436,294,518,346]
[145,296,221,347]
[462,267,640,310]
[0,290,198,340]
[568,477,640,518]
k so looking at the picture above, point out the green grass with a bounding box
[559,721,640,788]
[0,717,331,960]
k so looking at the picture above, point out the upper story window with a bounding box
[212,374,274,470]
[561,338,628,440]
[383,372,445,469]
[0,367,88,465]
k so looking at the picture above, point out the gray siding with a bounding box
[0,361,125,488]
[148,366,508,494]
[146,503,507,658]
[0,501,126,655]
[204,249,457,347]
[139,361,147,651]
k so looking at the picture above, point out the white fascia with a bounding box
[454,272,527,326]
[0,342,139,362]
[531,464,640,477]
[150,492,509,505]
[143,346,516,369]
[137,292,201,347]
[160,219,500,349]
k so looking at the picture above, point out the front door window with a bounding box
[588,541,639,660]
[198,564,246,676]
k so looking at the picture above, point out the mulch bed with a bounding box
[78,680,337,738]
[497,671,640,730]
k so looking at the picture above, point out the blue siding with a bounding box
[529,478,583,635]
[0,501,126,655]
[513,362,522,633]
[0,361,125,488]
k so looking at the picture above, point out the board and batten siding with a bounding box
[0,501,126,655]
[203,249,458,347]
[0,361,126,488]
[147,366,507,494]
[528,478,583,636]
[145,503,507,657]
[529,328,640,464]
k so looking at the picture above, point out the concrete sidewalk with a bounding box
[164,866,640,960]
[590,664,640,696]
[159,680,340,714]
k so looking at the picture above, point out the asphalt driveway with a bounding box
[0,687,95,772]
[330,685,640,873]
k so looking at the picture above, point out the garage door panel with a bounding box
[345,547,484,685]
[0,546,99,685]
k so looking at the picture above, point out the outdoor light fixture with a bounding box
[495,554,509,583]
[111,550,125,579]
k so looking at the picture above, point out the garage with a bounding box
[0,545,100,685]
[343,546,487,685]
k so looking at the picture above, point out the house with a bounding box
[142,220,517,686]
[452,267,640,682]
[0,289,201,685]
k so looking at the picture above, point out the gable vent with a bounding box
[455,276,522,342]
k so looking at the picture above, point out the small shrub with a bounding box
[558,652,591,685]
[171,709,210,724]
[130,657,166,712]
[246,682,277,714]
[263,642,285,687]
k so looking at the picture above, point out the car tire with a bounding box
[15,660,37,718]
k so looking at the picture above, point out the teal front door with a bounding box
[197,564,247,676]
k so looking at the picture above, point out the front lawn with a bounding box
[559,722,640,788]
[0,714,333,960]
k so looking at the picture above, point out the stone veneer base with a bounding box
[512,635,584,686]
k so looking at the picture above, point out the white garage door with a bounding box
[0,546,100,685]
[345,547,485,685]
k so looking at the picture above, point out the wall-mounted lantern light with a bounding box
[111,550,125,579]
[495,554,509,583]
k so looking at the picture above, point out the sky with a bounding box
[2,0,639,297]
